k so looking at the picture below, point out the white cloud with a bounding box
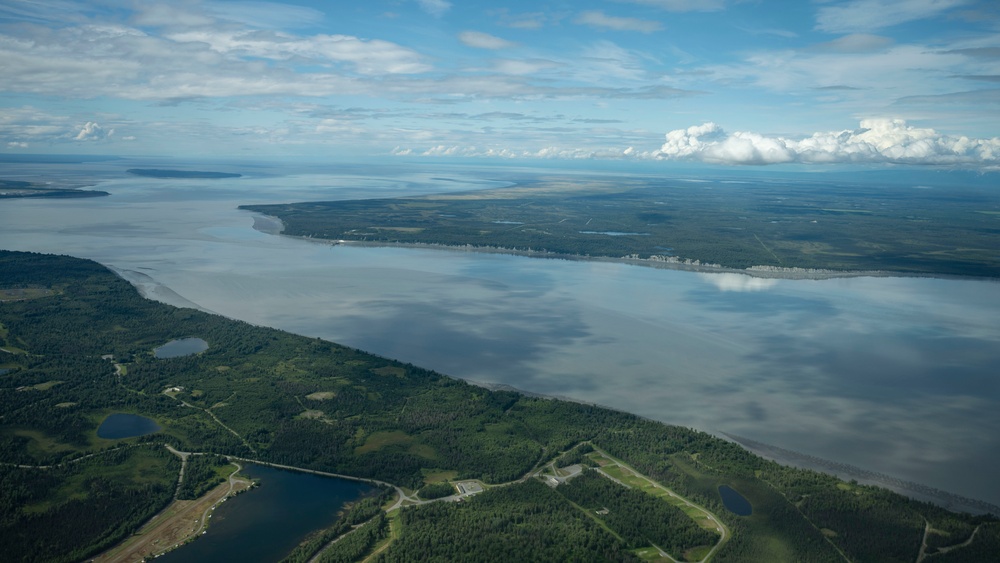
[74,121,113,141]
[131,3,214,28]
[458,31,517,50]
[490,58,561,75]
[657,119,1000,166]
[0,106,113,146]
[167,30,430,74]
[575,11,662,33]
[206,1,326,29]
[615,0,726,11]
[416,0,451,17]
[815,0,969,34]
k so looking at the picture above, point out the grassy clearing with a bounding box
[633,546,672,561]
[407,443,439,461]
[0,288,55,301]
[306,391,336,400]
[421,469,458,484]
[370,366,406,377]
[11,428,78,458]
[355,430,414,454]
[684,545,712,561]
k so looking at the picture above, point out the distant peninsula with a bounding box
[127,168,242,179]
[0,179,108,199]
[241,175,1000,278]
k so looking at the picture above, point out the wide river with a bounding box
[2,158,998,510]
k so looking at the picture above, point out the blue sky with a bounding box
[1,0,999,167]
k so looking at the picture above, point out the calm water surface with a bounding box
[157,464,372,563]
[1,159,998,508]
[154,337,209,358]
[718,485,753,516]
[97,413,161,439]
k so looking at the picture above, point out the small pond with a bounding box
[154,337,208,358]
[97,413,161,439]
[718,485,752,516]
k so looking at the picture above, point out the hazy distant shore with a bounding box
[246,212,967,282]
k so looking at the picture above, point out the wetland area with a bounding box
[2,158,998,511]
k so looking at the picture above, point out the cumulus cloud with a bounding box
[7,141,28,148]
[458,31,516,50]
[575,11,662,33]
[657,119,1000,166]
[74,121,113,141]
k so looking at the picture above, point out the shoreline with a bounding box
[723,433,1000,517]
[245,212,997,283]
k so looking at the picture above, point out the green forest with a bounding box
[240,175,1000,277]
[0,250,996,562]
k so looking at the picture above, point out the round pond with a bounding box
[718,485,752,516]
[97,413,161,439]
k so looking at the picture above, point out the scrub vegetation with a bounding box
[0,250,995,562]
[241,176,1000,277]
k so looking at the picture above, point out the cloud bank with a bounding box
[657,119,1000,166]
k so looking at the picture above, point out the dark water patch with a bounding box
[718,485,752,516]
[157,464,373,563]
[578,230,650,236]
[127,169,241,179]
[97,413,161,439]
[154,337,208,358]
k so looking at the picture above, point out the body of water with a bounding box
[154,337,209,358]
[96,413,161,439]
[718,485,752,516]
[157,464,373,563]
[1,158,998,509]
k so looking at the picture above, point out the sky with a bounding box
[1,0,999,168]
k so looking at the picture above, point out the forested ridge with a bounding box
[0,250,995,562]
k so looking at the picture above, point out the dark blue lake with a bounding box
[154,337,208,358]
[157,464,374,563]
[97,413,161,439]
[718,485,752,516]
